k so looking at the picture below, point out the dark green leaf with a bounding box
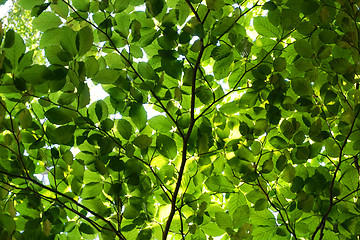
[269,136,287,149]
[4,29,15,48]
[52,125,76,144]
[146,0,164,17]
[294,39,313,58]
[95,100,109,122]
[280,119,295,139]
[117,119,133,140]
[329,58,352,74]
[133,135,152,149]
[79,223,95,234]
[300,0,319,15]
[77,27,93,56]
[45,107,74,125]
[273,57,286,72]
[254,199,268,211]
[266,106,281,125]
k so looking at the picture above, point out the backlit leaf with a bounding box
[253,17,280,38]
[148,115,174,132]
[156,134,177,159]
[205,176,234,192]
[33,12,62,32]
[138,62,157,80]
[129,104,147,131]
[215,212,233,230]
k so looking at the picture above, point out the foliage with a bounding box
[0,0,360,239]
[2,0,43,63]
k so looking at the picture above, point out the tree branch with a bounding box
[162,39,205,240]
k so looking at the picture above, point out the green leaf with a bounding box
[44,45,71,65]
[156,134,177,159]
[133,135,152,149]
[129,104,147,131]
[19,109,33,129]
[269,136,287,149]
[72,0,90,12]
[148,115,174,132]
[18,0,44,10]
[78,82,91,108]
[4,29,15,48]
[92,69,121,84]
[117,119,133,140]
[33,12,62,32]
[20,65,52,85]
[266,106,281,125]
[215,212,233,230]
[114,0,130,12]
[291,77,312,96]
[81,182,102,199]
[276,155,287,171]
[254,199,268,211]
[297,193,314,213]
[205,175,234,192]
[319,29,338,44]
[4,31,26,67]
[52,125,76,144]
[0,214,16,232]
[329,58,352,74]
[138,62,157,80]
[233,205,250,228]
[206,0,224,10]
[294,39,313,58]
[219,102,239,115]
[325,138,340,158]
[280,119,295,139]
[85,56,99,78]
[261,159,273,174]
[95,100,109,122]
[300,0,319,15]
[295,146,310,162]
[146,0,164,17]
[273,57,286,72]
[162,58,183,79]
[123,204,140,219]
[196,85,213,105]
[79,223,95,234]
[45,107,74,125]
[281,164,296,183]
[77,27,93,56]
[291,176,305,193]
[253,17,280,38]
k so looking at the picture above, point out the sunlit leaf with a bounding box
[253,17,280,38]
[33,12,62,32]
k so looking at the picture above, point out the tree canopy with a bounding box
[1,0,360,239]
